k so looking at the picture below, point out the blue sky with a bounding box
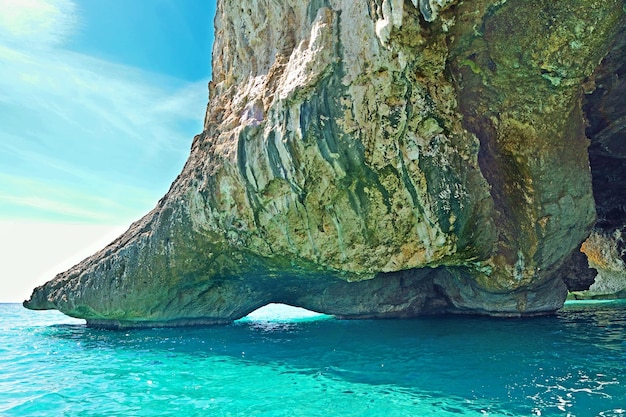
[0,0,216,301]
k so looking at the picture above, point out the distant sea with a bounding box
[1,301,625,416]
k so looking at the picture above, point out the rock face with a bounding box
[578,25,626,299]
[569,231,626,299]
[24,0,625,327]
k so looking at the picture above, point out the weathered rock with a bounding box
[447,0,624,303]
[24,0,625,326]
[553,248,597,292]
[569,230,626,299]
[573,25,626,298]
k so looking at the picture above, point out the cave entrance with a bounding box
[584,28,626,236]
[575,29,626,296]
[238,303,331,323]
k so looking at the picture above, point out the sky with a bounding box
[0,0,216,302]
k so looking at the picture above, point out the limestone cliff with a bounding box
[24,0,625,327]
[576,25,626,299]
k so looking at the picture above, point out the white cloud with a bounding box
[0,172,154,223]
[0,3,209,225]
[0,0,212,301]
[0,0,77,47]
[0,45,207,151]
[0,45,209,223]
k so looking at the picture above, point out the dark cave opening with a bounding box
[553,27,626,295]
[583,27,626,265]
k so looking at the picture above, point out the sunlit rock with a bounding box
[568,231,626,300]
[24,0,626,327]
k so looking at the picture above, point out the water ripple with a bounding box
[1,301,625,416]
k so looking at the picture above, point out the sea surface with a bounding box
[1,301,625,416]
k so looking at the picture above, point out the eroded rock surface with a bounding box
[564,25,626,299]
[24,0,625,327]
[571,231,626,299]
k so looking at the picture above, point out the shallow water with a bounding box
[1,301,625,416]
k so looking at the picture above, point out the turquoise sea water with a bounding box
[1,301,625,416]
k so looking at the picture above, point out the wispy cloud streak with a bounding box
[0,0,77,47]
[0,0,210,225]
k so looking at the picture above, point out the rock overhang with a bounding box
[24,0,626,326]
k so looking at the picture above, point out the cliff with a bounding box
[24,0,626,327]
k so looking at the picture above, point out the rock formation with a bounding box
[24,0,625,327]
[569,231,626,299]
[575,24,626,299]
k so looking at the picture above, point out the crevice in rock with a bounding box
[582,26,626,292]
[585,26,626,231]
